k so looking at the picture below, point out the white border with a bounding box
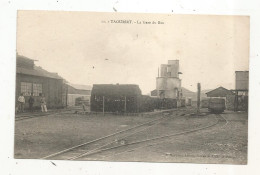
[1,0,259,175]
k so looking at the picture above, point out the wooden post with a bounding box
[103,96,105,116]
[65,83,68,108]
[234,91,238,112]
[124,96,127,113]
[197,83,201,114]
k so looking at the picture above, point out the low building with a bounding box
[16,55,66,110]
[67,83,92,108]
[206,87,234,98]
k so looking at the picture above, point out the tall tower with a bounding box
[156,60,181,99]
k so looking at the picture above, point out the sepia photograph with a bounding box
[14,11,249,164]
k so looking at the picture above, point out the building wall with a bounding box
[156,77,181,98]
[160,64,167,77]
[16,74,64,109]
[226,95,235,111]
[235,71,249,90]
[167,60,179,78]
[67,94,90,107]
[156,60,181,99]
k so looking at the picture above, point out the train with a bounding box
[90,84,187,113]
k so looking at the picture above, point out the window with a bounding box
[21,82,32,96]
[20,82,42,96]
[33,83,42,96]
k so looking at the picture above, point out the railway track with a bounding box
[84,114,227,160]
[41,109,191,160]
[15,113,54,121]
[15,110,78,121]
[44,113,226,161]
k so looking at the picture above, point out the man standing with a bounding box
[28,93,35,112]
[18,93,25,112]
[40,93,48,112]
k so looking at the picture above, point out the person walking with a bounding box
[40,93,48,112]
[18,93,25,112]
[28,93,35,112]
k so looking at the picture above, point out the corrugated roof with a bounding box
[16,66,63,79]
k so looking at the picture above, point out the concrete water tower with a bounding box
[156,60,181,99]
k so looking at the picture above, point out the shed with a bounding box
[206,87,234,97]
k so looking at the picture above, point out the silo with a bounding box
[156,77,167,98]
[168,60,179,78]
[160,64,167,77]
[165,77,181,98]
[156,60,182,99]
[156,77,167,90]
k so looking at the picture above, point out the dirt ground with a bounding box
[105,112,248,164]
[14,109,248,164]
[14,111,166,159]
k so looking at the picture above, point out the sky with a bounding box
[17,11,249,94]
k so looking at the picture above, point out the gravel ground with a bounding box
[105,112,248,164]
[14,109,247,164]
[14,112,164,159]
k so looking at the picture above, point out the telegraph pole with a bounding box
[103,96,105,116]
[124,96,127,113]
[197,83,201,114]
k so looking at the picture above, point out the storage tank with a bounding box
[156,77,167,90]
[167,60,179,78]
[160,64,167,77]
[156,60,181,99]
[165,78,181,98]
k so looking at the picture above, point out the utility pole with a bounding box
[124,96,127,113]
[103,96,105,116]
[197,83,201,114]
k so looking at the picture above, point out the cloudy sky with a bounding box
[17,11,249,94]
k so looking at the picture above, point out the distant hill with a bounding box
[181,87,212,101]
[181,87,196,100]
[201,89,213,98]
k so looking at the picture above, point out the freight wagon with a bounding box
[90,84,184,113]
[208,98,226,113]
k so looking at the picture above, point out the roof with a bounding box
[16,55,35,69]
[16,66,63,79]
[68,83,92,91]
[16,55,63,79]
[92,84,142,96]
[235,71,249,73]
[206,86,234,97]
[17,55,36,61]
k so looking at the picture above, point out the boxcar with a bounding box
[208,98,226,113]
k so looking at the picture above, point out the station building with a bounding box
[16,55,67,110]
